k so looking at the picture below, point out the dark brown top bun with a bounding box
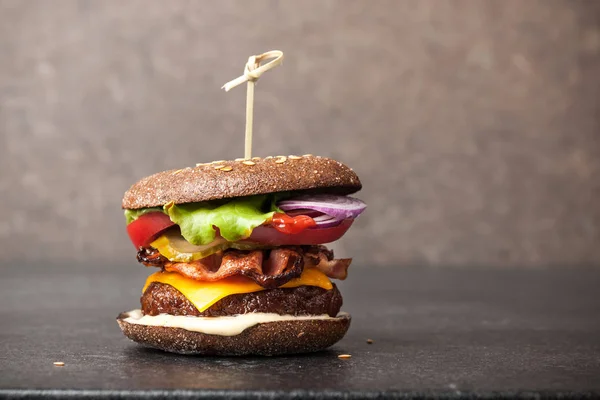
[122,155,362,209]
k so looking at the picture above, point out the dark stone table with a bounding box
[1,264,599,398]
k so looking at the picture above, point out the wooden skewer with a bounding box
[222,50,284,159]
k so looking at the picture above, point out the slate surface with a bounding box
[1,265,599,398]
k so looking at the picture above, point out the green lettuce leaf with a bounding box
[124,207,164,224]
[164,196,276,245]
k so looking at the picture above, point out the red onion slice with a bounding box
[312,214,344,228]
[284,209,324,218]
[278,195,367,221]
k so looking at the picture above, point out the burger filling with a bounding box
[137,245,351,287]
[124,193,366,328]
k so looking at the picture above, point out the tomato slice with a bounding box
[127,212,175,248]
[271,212,317,234]
[246,219,354,246]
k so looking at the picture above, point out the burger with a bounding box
[117,155,366,355]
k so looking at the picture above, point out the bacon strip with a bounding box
[164,249,303,289]
[304,246,352,280]
[136,246,351,288]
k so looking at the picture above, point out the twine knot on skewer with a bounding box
[222,50,284,92]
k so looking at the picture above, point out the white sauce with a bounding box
[123,309,349,336]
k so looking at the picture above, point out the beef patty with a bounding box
[141,282,343,317]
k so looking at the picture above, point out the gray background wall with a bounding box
[1,0,598,268]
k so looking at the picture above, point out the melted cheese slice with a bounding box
[143,268,333,312]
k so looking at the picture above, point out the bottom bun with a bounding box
[116,310,351,356]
